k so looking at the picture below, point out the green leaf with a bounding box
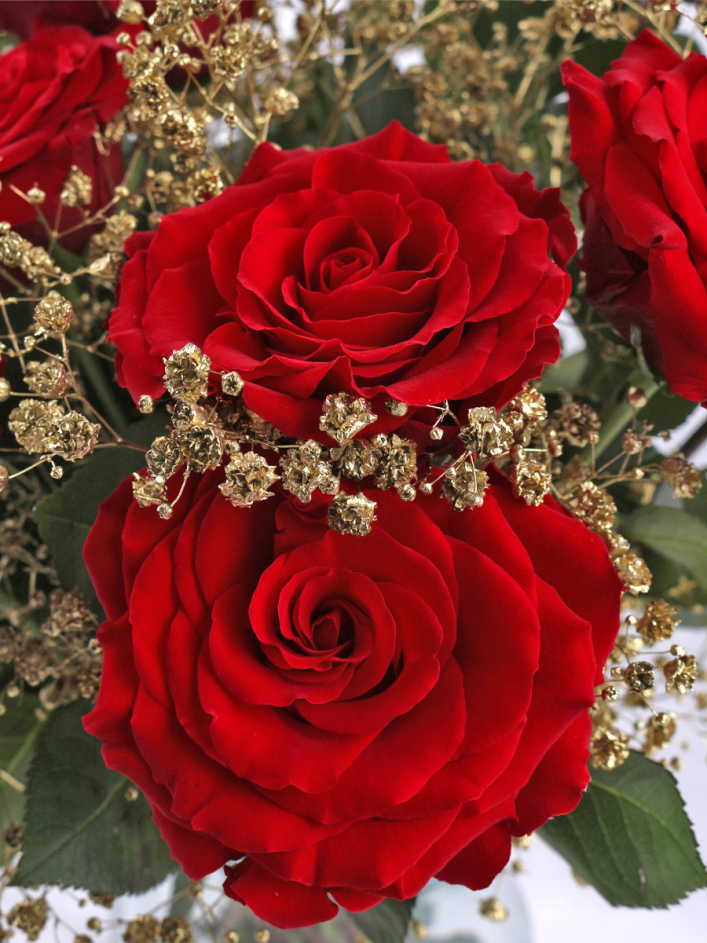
[538,349,591,393]
[346,898,415,943]
[621,507,707,595]
[13,700,176,894]
[0,697,44,833]
[540,752,707,907]
[33,443,149,612]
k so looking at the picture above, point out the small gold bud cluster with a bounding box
[660,454,702,499]
[8,400,65,454]
[43,412,100,462]
[319,393,377,444]
[7,899,48,941]
[634,599,679,643]
[459,406,513,459]
[440,461,489,511]
[32,292,73,337]
[327,492,377,537]
[590,728,630,770]
[163,344,211,403]
[508,446,550,507]
[219,451,279,507]
[643,712,677,755]
[280,440,339,504]
[663,647,698,695]
[60,165,93,207]
[614,553,652,596]
[370,433,418,500]
[553,399,600,448]
[24,361,69,398]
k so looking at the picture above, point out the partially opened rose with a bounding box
[110,122,576,440]
[0,25,128,253]
[83,469,621,928]
[563,31,707,403]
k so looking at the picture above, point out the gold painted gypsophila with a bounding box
[42,412,101,462]
[634,599,680,643]
[163,344,211,404]
[32,292,73,336]
[219,452,279,507]
[280,441,339,504]
[328,492,377,537]
[554,400,601,448]
[509,448,551,506]
[319,393,377,444]
[24,361,69,398]
[660,454,703,499]
[441,462,489,511]
[8,400,65,454]
[590,728,630,770]
[459,406,513,459]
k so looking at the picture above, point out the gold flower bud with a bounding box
[138,395,154,414]
[27,186,46,205]
[624,661,654,692]
[146,436,182,479]
[373,434,417,490]
[219,452,279,507]
[9,399,65,453]
[0,465,8,493]
[590,729,630,770]
[459,406,513,459]
[479,898,508,922]
[117,0,145,24]
[60,166,92,207]
[627,386,648,409]
[160,916,192,943]
[660,453,702,499]
[0,230,31,267]
[123,915,160,943]
[440,461,488,511]
[571,482,617,532]
[262,87,300,117]
[280,440,338,504]
[43,411,100,461]
[25,361,69,398]
[643,712,676,755]
[339,439,378,481]
[509,457,551,507]
[319,393,377,444]
[614,553,652,595]
[33,291,73,335]
[385,398,409,417]
[663,654,698,695]
[163,344,211,404]
[221,371,245,397]
[327,492,377,537]
[180,426,224,472]
[7,899,49,941]
[0,378,10,402]
[132,476,166,508]
[554,400,600,447]
[635,598,679,643]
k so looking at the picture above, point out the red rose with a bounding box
[0,25,128,253]
[563,31,707,403]
[83,469,621,928]
[0,1,119,37]
[110,122,576,440]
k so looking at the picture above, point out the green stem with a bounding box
[590,377,661,463]
[73,345,129,438]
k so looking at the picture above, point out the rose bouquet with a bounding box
[0,1,706,940]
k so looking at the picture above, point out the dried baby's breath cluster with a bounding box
[588,593,706,772]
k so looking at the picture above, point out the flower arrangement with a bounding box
[0,0,706,939]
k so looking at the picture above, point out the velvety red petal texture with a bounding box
[109,122,574,439]
[0,25,128,254]
[563,30,707,402]
[84,464,621,928]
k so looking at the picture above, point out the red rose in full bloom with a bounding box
[83,469,621,928]
[563,31,707,403]
[110,123,575,440]
[0,25,128,253]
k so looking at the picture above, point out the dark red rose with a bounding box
[0,25,128,253]
[109,122,576,440]
[83,469,621,928]
[563,31,707,404]
[0,1,119,37]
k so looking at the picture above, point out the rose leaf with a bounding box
[540,751,707,907]
[12,700,177,894]
[0,694,43,834]
[346,898,415,943]
[621,506,707,596]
